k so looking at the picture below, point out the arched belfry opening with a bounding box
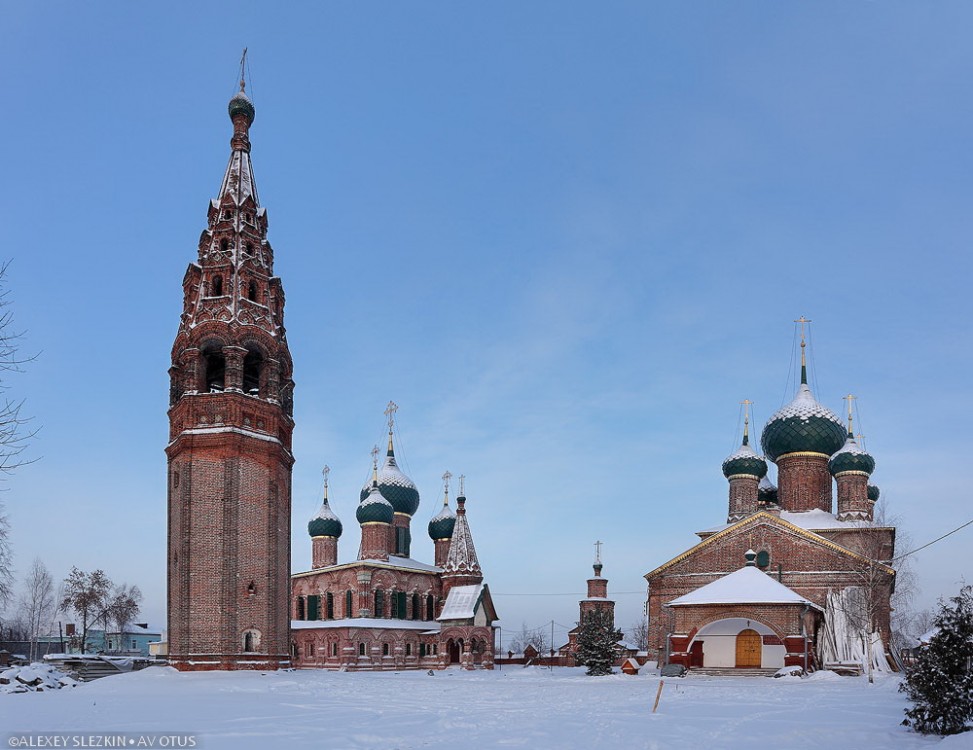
[243,347,263,396]
[201,342,226,393]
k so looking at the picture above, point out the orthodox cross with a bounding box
[459,474,466,496]
[384,400,398,432]
[794,315,811,344]
[843,393,857,433]
[442,470,452,497]
[740,398,753,439]
[371,444,379,469]
[238,47,248,92]
[322,465,330,497]
[594,540,603,564]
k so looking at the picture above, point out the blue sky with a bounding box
[2,2,972,647]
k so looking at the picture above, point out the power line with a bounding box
[892,518,973,562]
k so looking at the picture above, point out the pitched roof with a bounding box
[645,511,895,580]
[667,565,822,610]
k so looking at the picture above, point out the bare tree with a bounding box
[0,262,39,609]
[627,618,649,651]
[104,583,142,652]
[508,622,550,656]
[61,568,113,654]
[19,557,55,662]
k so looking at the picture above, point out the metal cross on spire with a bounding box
[795,316,812,383]
[843,394,857,434]
[740,399,753,441]
[594,540,603,564]
[371,444,379,468]
[238,47,248,92]
[322,465,330,497]
[458,474,466,496]
[442,470,452,500]
[384,401,398,433]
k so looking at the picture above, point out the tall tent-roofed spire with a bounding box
[442,474,483,592]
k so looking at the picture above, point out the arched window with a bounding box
[359,643,366,656]
[243,631,255,653]
[382,643,390,656]
[326,592,334,619]
[247,280,257,302]
[212,275,223,296]
[220,238,228,253]
[757,550,770,569]
[374,590,384,618]
[426,594,434,621]
[406,643,412,657]
[331,642,338,657]
[296,596,305,621]
[346,590,353,618]
[412,592,420,621]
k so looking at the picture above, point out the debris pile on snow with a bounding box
[773,665,806,678]
[0,663,79,693]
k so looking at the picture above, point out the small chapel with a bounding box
[166,76,497,671]
[645,326,896,673]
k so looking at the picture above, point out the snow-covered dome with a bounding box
[357,484,394,525]
[761,383,846,462]
[228,90,255,125]
[308,498,342,538]
[428,497,456,541]
[360,436,420,516]
[829,434,875,477]
[867,483,881,502]
[722,437,768,479]
[758,475,778,505]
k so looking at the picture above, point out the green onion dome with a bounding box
[308,498,343,538]
[722,436,768,479]
[356,484,394,525]
[829,434,876,476]
[867,484,881,502]
[360,436,420,516]
[428,496,456,541]
[758,475,779,505]
[761,383,846,462]
[228,90,255,125]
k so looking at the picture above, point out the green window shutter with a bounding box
[391,591,399,619]
[326,592,334,619]
[307,595,320,621]
[398,592,408,620]
[375,590,384,617]
[346,590,353,617]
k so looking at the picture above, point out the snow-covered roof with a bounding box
[437,584,484,621]
[291,618,440,632]
[724,442,761,462]
[668,565,821,609]
[831,435,869,458]
[310,500,340,523]
[700,508,876,535]
[767,383,842,424]
[360,556,441,573]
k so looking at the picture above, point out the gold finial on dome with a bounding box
[740,399,753,445]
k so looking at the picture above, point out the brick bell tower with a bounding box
[166,72,294,671]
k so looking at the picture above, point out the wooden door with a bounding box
[735,629,762,668]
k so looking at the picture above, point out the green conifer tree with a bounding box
[575,609,622,676]
[900,585,973,735]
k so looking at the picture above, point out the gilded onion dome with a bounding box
[308,467,342,538]
[867,484,881,502]
[360,431,420,516]
[758,475,779,505]
[428,478,456,541]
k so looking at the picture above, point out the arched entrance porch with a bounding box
[687,618,784,669]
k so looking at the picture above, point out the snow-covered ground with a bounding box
[1,666,970,749]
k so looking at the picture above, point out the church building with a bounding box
[645,327,896,672]
[166,78,497,671]
[290,407,498,670]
